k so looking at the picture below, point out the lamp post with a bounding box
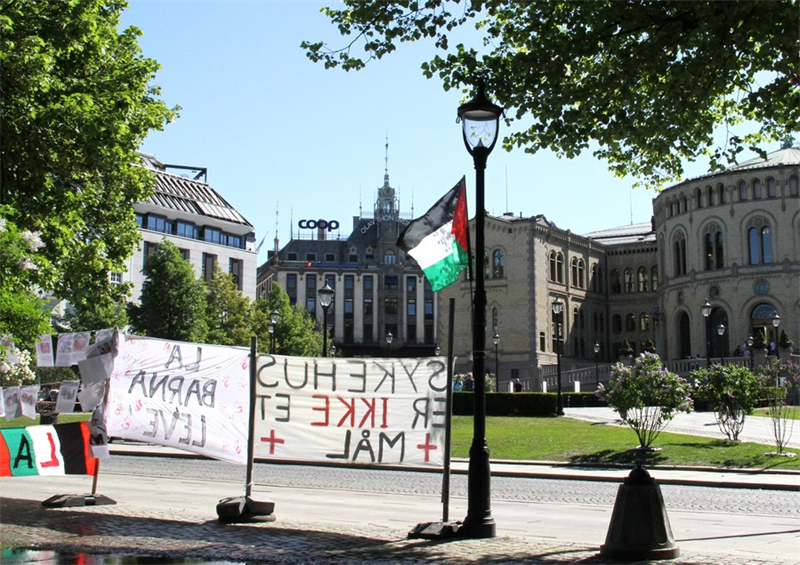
[594,341,600,388]
[552,297,565,416]
[457,81,502,539]
[493,331,500,386]
[318,283,334,357]
[772,313,781,360]
[385,331,393,357]
[701,299,712,368]
[269,309,280,354]
[747,335,754,371]
[330,344,336,357]
[716,323,725,365]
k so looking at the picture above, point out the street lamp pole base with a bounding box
[41,494,116,508]
[460,439,496,539]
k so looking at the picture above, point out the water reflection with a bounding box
[1,549,242,564]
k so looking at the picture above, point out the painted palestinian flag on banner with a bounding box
[397,177,469,291]
[0,422,97,477]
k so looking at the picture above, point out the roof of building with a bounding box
[728,146,800,172]
[583,222,656,246]
[139,153,253,228]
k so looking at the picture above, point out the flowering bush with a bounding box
[692,364,763,441]
[0,348,37,387]
[597,352,693,449]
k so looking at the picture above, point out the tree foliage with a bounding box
[205,264,253,347]
[304,0,799,187]
[0,209,51,352]
[0,0,176,319]
[127,240,208,343]
[255,284,324,357]
[597,352,693,449]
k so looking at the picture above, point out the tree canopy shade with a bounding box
[303,0,799,188]
[0,0,176,320]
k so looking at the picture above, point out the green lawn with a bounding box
[751,406,800,420]
[3,413,798,470]
[451,416,800,470]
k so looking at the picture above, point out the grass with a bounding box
[451,416,800,470]
[3,413,798,470]
[751,406,800,420]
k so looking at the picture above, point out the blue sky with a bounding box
[121,0,760,258]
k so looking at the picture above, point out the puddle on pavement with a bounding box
[1,549,243,564]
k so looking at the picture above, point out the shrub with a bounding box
[597,352,693,449]
[692,364,763,441]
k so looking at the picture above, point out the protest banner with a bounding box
[253,354,448,467]
[106,334,250,464]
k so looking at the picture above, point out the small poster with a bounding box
[78,380,106,413]
[55,381,80,414]
[36,334,54,367]
[20,385,38,419]
[55,334,75,367]
[4,387,21,419]
[1,335,19,364]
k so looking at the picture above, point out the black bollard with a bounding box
[600,465,679,561]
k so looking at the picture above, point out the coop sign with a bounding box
[298,219,340,231]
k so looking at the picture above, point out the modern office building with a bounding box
[257,170,438,357]
[123,154,258,302]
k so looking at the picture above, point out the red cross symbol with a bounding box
[416,433,438,463]
[260,429,285,455]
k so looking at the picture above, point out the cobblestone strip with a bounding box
[1,497,796,565]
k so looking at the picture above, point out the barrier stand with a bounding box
[217,336,276,523]
[408,298,462,539]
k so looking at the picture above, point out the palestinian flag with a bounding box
[398,177,469,291]
[0,422,97,477]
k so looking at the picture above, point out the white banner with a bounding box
[254,354,448,467]
[106,334,250,464]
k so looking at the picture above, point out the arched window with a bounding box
[651,265,659,291]
[484,250,490,278]
[492,308,498,331]
[591,263,598,292]
[556,252,564,283]
[640,313,650,332]
[612,314,622,334]
[673,232,687,276]
[623,268,634,292]
[767,178,777,198]
[695,188,704,209]
[753,179,762,199]
[571,257,578,287]
[637,267,648,292]
[748,219,773,265]
[703,223,724,270]
[578,259,585,288]
[597,266,604,293]
[738,180,748,201]
[549,251,557,281]
[790,176,799,196]
[707,186,715,206]
[579,309,585,330]
[625,313,636,332]
[717,183,726,204]
[492,249,505,278]
[610,269,621,294]
[669,201,675,217]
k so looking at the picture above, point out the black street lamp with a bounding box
[385,331,393,357]
[747,335,754,370]
[318,284,335,357]
[493,331,500,385]
[269,309,280,354]
[716,323,725,365]
[457,81,502,539]
[772,313,781,361]
[552,297,565,416]
[594,341,600,388]
[701,299,712,368]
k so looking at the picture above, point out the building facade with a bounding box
[124,154,258,302]
[258,171,438,357]
[440,146,799,390]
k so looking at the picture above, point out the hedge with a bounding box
[452,392,606,417]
